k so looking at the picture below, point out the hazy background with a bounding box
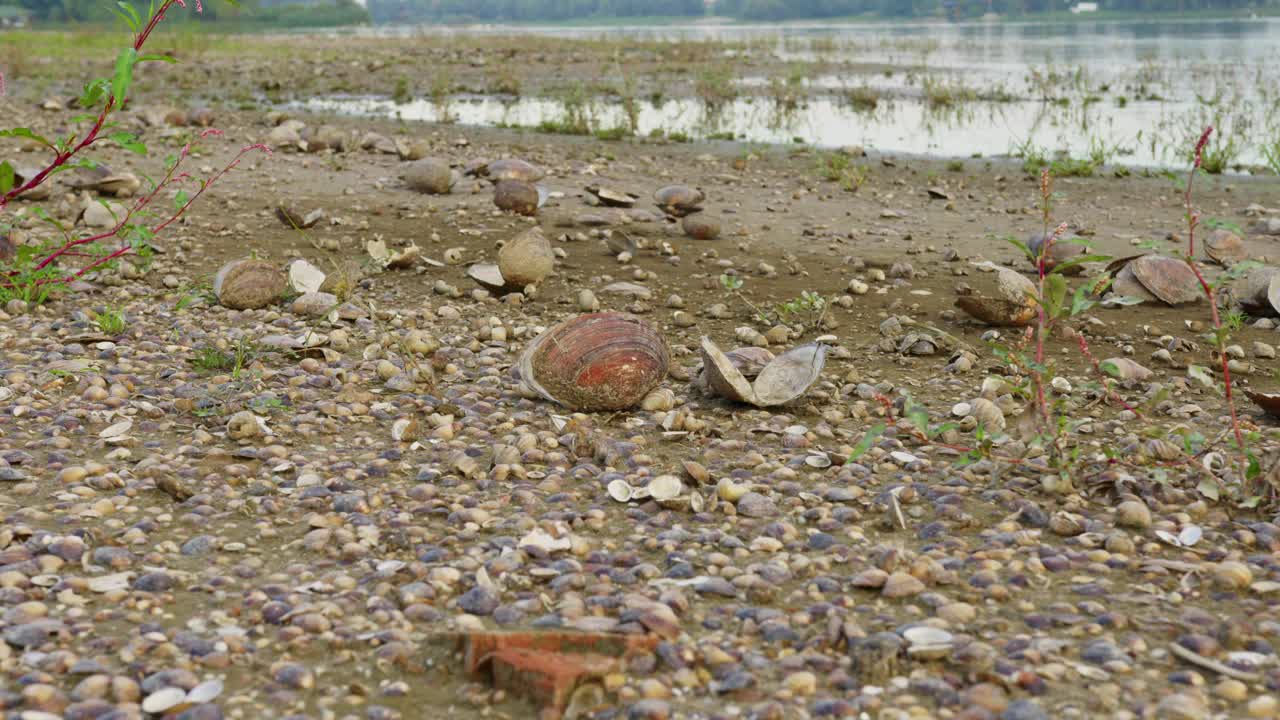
[0,0,1276,29]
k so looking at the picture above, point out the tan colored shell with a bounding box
[647,475,683,502]
[518,312,671,412]
[404,158,456,194]
[1205,229,1247,266]
[189,107,215,127]
[968,397,1006,432]
[955,268,1037,326]
[654,185,705,216]
[486,158,545,183]
[1127,255,1202,305]
[305,125,347,153]
[497,227,554,287]
[1110,264,1159,303]
[214,259,286,310]
[494,180,542,216]
[682,214,721,240]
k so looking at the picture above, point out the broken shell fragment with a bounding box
[518,312,671,412]
[654,185,705,217]
[497,227,554,288]
[700,337,826,407]
[213,258,286,310]
[904,627,955,660]
[1245,390,1280,418]
[493,180,544,216]
[955,268,1037,326]
[467,263,510,294]
[276,206,325,229]
[586,185,638,208]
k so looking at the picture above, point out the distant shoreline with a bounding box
[17,7,1280,34]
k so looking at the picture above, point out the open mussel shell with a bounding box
[700,337,825,407]
[647,475,684,502]
[607,479,633,502]
[697,346,776,391]
[654,185,705,217]
[586,185,638,208]
[1121,255,1202,306]
[955,268,1037,326]
[1206,229,1248,266]
[518,312,670,412]
[1245,390,1280,418]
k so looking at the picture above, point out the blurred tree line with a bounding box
[5,0,370,26]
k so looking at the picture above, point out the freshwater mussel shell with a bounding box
[519,313,670,412]
[955,268,1037,326]
[1205,228,1248,266]
[1233,266,1280,315]
[1027,232,1088,275]
[467,263,512,294]
[654,185,705,217]
[1246,390,1280,418]
[1126,254,1202,306]
[486,158,545,183]
[493,180,547,216]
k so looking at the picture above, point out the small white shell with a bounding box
[804,452,832,468]
[648,475,683,502]
[186,679,224,705]
[142,687,188,714]
[607,480,633,503]
[717,477,748,502]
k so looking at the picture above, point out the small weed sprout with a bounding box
[89,306,127,336]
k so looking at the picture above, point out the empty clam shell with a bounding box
[518,313,670,412]
[467,263,510,294]
[607,479,634,502]
[805,452,833,468]
[1110,263,1158,303]
[1125,255,1202,306]
[1234,266,1280,316]
[955,268,1037,326]
[186,679,223,705]
[1027,233,1088,275]
[904,626,954,659]
[648,475,684,502]
[700,337,825,407]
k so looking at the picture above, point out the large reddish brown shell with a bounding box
[1127,255,1202,305]
[494,180,542,216]
[519,313,670,412]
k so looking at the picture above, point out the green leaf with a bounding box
[1196,475,1220,501]
[0,127,54,149]
[848,423,885,462]
[1050,253,1110,275]
[905,404,929,435]
[137,54,177,65]
[0,161,13,195]
[1100,359,1121,378]
[1002,235,1035,263]
[108,132,147,155]
[1069,285,1097,316]
[1044,273,1067,318]
[174,189,190,210]
[1187,364,1215,388]
[112,47,139,105]
[112,1,141,31]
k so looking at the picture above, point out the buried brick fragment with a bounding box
[455,630,659,719]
